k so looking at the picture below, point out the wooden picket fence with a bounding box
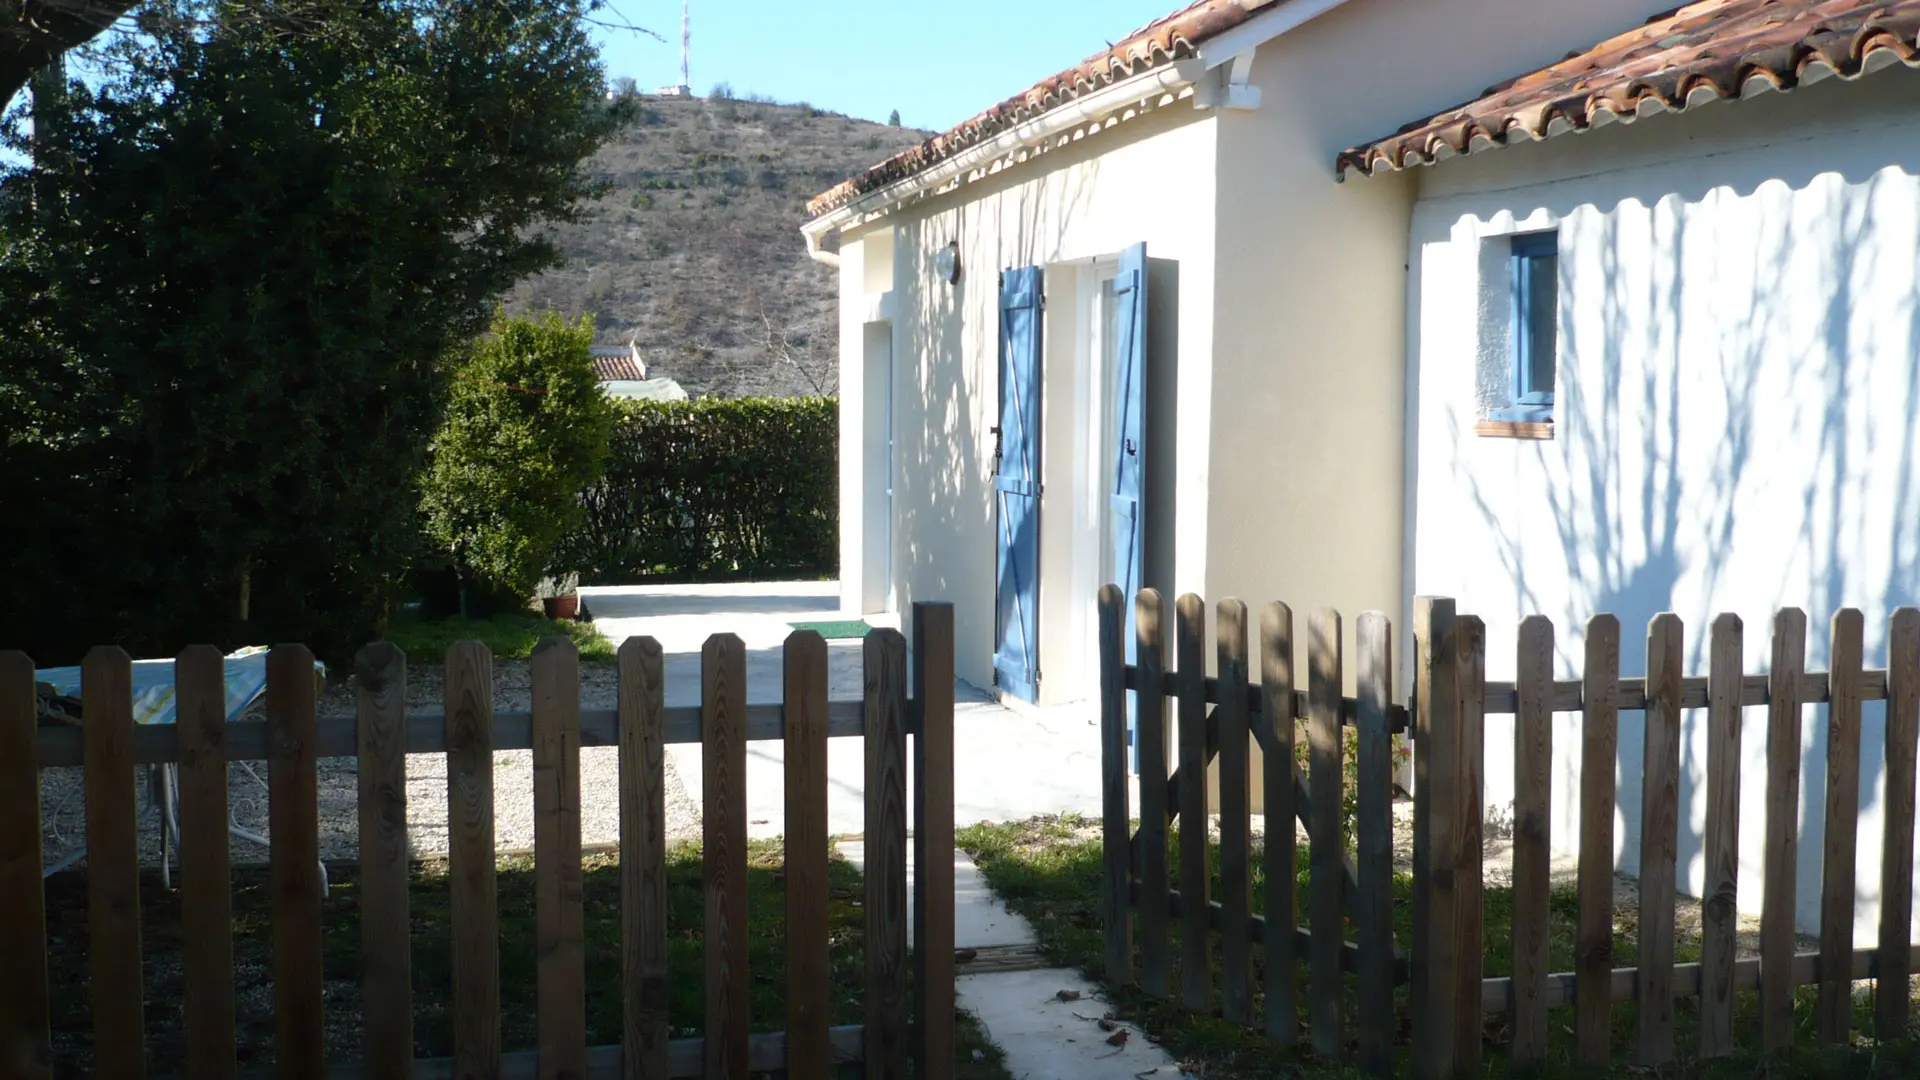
[1098,586,1920,1077]
[0,603,957,1080]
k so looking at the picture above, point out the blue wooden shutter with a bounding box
[1110,244,1148,765]
[994,266,1044,703]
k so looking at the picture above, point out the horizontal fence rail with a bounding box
[1,603,959,1080]
[1099,588,1920,1078]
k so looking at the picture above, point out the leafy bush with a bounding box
[560,398,836,582]
[421,312,618,607]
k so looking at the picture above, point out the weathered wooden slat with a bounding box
[1880,608,1920,1041]
[618,637,669,1080]
[1175,594,1211,1013]
[447,641,502,1078]
[703,634,750,1080]
[1099,587,1134,987]
[1453,616,1486,1079]
[911,603,956,1080]
[864,630,910,1080]
[1209,600,1250,1026]
[1482,941,1920,1013]
[1817,609,1863,1045]
[1762,609,1807,1051]
[784,631,832,1080]
[1259,601,1297,1044]
[1476,669,1887,714]
[269,645,325,1080]
[1411,597,1457,1079]
[34,702,876,768]
[1355,612,1394,1077]
[355,643,412,1080]
[1136,590,1172,1000]
[0,652,51,1079]
[534,638,587,1080]
[83,647,145,1079]
[1698,614,1743,1059]
[1575,614,1620,1066]
[236,1026,870,1080]
[1308,608,1345,1059]
[1637,615,1682,1066]
[178,646,237,1080]
[1510,616,1552,1070]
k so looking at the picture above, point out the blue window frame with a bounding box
[1491,230,1558,422]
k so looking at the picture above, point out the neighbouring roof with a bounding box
[1338,0,1920,178]
[805,0,1278,220]
[591,353,647,382]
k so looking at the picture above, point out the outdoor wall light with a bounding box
[935,241,960,285]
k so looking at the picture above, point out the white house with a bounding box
[800,0,1678,715]
[803,0,1920,934]
[1339,0,1920,936]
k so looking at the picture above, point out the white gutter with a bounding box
[802,58,1206,255]
[1194,0,1353,68]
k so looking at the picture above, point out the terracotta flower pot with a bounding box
[542,595,580,621]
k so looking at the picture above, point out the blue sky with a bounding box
[593,0,1181,131]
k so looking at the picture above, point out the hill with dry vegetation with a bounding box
[506,93,927,398]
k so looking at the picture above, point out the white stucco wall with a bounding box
[1204,0,1679,675]
[836,103,1220,697]
[1408,68,1920,936]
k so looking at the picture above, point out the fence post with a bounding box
[83,646,145,1079]
[355,643,412,1080]
[1575,615,1620,1066]
[785,630,832,1080]
[446,641,501,1079]
[703,634,750,1079]
[1175,594,1211,1013]
[1451,617,1486,1079]
[533,637,587,1077]
[178,646,237,1080]
[1637,615,1682,1066]
[865,629,910,1080]
[1699,614,1743,1059]
[1410,598,1457,1080]
[1308,608,1345,1059]
[1510,617,1553,1070]
[913,603,957,1080]
[1217,600,1252,1026]
[1355,612,1395,1076]
[1880,608,1920,1040]
[0,652,50,1079]
[1099,586,1133,987]
[1136,590,1172,1000]
[618,637,670,1080]
[1818,609,1864,1046]
[1761,609,1807,1051]
[1260,602,1297,1044]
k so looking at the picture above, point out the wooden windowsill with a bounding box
[1476,419,1554,440]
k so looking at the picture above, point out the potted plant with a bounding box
[537,571,581,621]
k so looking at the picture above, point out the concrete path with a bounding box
[581,581,1118,840]
[840,841,1189,1080]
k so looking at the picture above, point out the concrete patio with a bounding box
[582,580,1113,839]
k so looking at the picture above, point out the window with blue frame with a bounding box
[1491,230,1558,422]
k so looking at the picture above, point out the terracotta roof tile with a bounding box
[806,0,1276,219]
[1338,0,1920,177]
[592,354,646,382]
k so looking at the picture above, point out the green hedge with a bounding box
[562,398,836,582]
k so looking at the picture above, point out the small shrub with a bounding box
[420,311,618,608]
[888,109,901,127]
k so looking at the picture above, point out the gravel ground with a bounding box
[37,660,704,870]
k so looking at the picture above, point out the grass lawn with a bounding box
[382,610,617,665]
[42,842,1009,1078]
[960,814,1920,1080]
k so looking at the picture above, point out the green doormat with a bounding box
[788,619,873,640]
